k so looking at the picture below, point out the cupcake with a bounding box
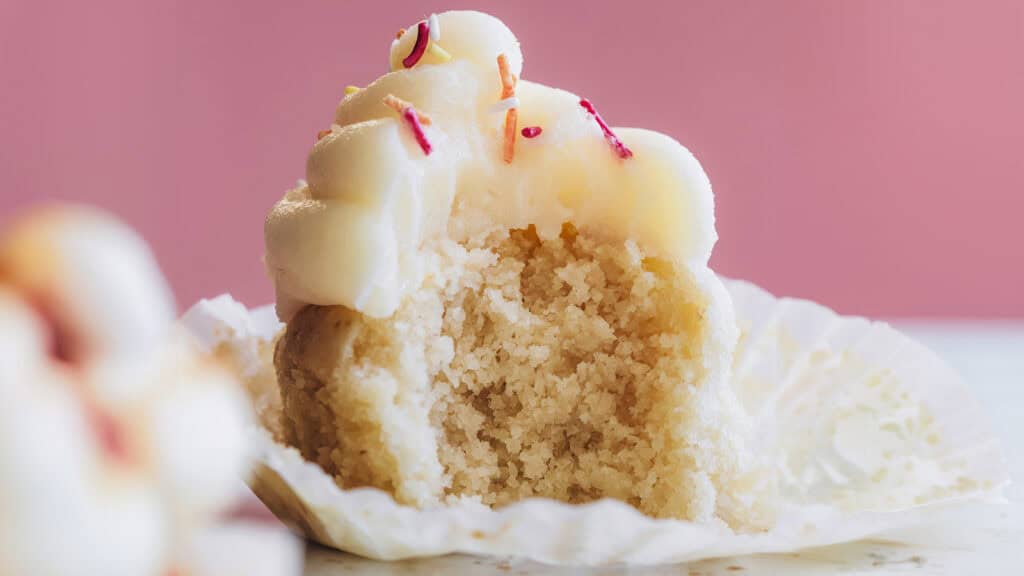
[265,10,766,527]
[0,206,295,575]
[189,9,1004,564]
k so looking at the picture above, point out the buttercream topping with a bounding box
[266,10,718,320]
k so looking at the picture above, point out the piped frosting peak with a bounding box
[265,10,717,320]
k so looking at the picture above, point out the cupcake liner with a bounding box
[726,279,1006,512]
[181,281,1008,565]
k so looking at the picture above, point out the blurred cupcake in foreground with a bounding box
[0,206,301,576]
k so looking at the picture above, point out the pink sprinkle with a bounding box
[579,98,633,159]
[402,106,432,155]
[402,21,429,68]
[521,126,543,138]
[88,405,130,464]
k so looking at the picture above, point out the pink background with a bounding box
[1,0,1022,317]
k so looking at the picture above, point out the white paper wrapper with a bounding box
[181,280,1008,565]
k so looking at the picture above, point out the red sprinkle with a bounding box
[402,21,430,68]
[579,98,633,159]
[403,106,432,155]
[521,126,543,138]
[384,94,432,155]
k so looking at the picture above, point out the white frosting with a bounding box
[266,10,718,320]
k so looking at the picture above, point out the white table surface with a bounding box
[302,323,1024,575]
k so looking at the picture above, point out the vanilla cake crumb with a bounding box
[275,224,740,521]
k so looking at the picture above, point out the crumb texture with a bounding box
[276,225,732,520]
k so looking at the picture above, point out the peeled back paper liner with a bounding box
[182,278,1008,565]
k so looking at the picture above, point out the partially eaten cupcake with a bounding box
[265,10,765,527]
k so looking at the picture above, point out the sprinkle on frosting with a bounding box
[384,94,433,155]
[497,53,518,163]
[497,55,517,99]
[344,85,361,96]
[402,21,430,68]
[401,17,450,67]
[317,123,343,142]
[382,95,432,125]
[521,126,543,138]
[489,96,519,113]
[396,28,406,39]
[428,13,441,41]
[425,14,449,60]
[579,98,633,159]
[427,42,452,62]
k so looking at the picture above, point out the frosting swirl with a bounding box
[266,10,718,320]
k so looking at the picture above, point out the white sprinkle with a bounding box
[428,14,440,42]
[489,96,519,113]
[389,38,400,69]
[296,179,308,188]
[490,96,519,112]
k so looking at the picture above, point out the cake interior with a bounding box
[275,224,723,520]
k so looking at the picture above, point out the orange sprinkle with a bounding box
[316,129,332,141]
[503,108,518,163]
[383,94,432,125]
[383,94,407,111]
[396,28,406,39]
[497,54,518,163]
[497,54,517,99]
